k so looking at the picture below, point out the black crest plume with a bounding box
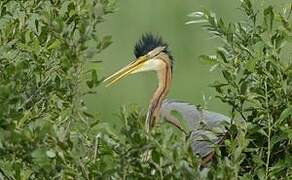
[134,33,173,67]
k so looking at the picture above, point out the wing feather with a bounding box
[160,99,230,157]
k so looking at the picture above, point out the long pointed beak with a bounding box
[103,57,147,87]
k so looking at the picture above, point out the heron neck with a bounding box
[146,59,172,132]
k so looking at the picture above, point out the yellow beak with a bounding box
[103,56,147,87]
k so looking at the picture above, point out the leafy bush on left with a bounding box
[0,0,114,179]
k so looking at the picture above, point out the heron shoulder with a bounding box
[161,99,230,128]
[161,99,230,157]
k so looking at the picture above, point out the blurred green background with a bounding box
[85,0,290,122]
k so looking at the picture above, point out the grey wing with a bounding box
[160,99,230,157]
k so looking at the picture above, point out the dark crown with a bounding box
[134,33,174,69]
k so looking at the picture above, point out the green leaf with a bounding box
[101,35,112,50]
[199,55,217,64]
[222,70,233,81]
[209,81,228,93]
[217,48,228,63]
[245,58,257,72]
[240,80,248,95]
[279,14,291,32]
[91,69,98,85]
[46,150,56,158]
[86,69,100,88]
[27,13,40,35]
[31,148,50,167]
[264,6,274,31]
[187,11,204,18]
[185,19,208,25]
[86,80,93,88]
[275,106,292,126]
[48,39,61,49]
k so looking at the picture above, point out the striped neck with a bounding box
[145,56,172,132]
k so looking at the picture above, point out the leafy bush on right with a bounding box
[188,0,292,179]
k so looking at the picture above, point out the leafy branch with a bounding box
[187,0,292,178]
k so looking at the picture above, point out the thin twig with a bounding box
[264,80,272,179]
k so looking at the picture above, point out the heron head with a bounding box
[104,33,173,87]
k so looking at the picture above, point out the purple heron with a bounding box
[104,33,230,161]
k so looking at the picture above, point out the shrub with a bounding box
[0,0,114,179]
[188,0,292,179]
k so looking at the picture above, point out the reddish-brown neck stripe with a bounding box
[145,55,172,132]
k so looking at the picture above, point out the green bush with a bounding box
[190,1,292,178]
[0,0,114,179]
[95,105,205,179]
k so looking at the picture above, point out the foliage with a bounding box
[0,0,114,179]
[95,106,207,179]
[1,0,291,179]
[188,0,292,179]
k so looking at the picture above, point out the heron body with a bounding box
[104,33,229,159]
[161,99,230,157]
